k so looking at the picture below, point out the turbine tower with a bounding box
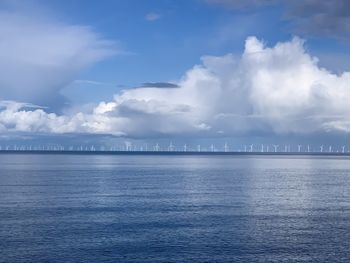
[273,145,278,153]
[342,145,345,154]
[154,143,160,152]
[320,145,324,153]
[224,142,228,152]
[298,145,302,153]
[125,141,132,151]
[168,142,174,152]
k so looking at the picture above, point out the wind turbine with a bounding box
[184,144,187,152]
[298,145,302,153]
[342,145,345,154]
[154,143,160,152]
[224,142,228,152]
[261,144,264,153]
[249,144,253,153]
[168,142,175,152]
[307,145,310,153]
[211,144,215,152]
[320,145,324,153]
[273,145,278,153]
[125,142,132,151]
[197,145,201,152]
[328,145,332,153]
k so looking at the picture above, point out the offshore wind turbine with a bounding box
[197,144,201,152]
[342,145,345,153]
[224,142,228,152]
[168,142,174,152]
[273,145,278,153]
[249,144,253,153]
[155,143,160,152]
[298,145,302,153]
[328,145,332,153]
[320,145,324,153]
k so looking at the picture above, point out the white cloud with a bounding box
[2,36,350,137]
[0,9,117,110]
[145,12,161,21]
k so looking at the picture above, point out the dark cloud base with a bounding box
[207,0,350,39]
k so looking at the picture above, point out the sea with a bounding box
[0,153,349,262]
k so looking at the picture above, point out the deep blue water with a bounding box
[0,154,350,262]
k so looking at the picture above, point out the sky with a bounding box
[1,0,350,149]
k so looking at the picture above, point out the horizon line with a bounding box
[0,150,349,156]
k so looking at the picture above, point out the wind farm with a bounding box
[1,143,350,155]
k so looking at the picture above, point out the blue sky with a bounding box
[52,0,290,103]
[49,0,350,104]
[1,0,350,148]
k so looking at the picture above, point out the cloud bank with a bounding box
[1,37,350,138]
[0,9,116,111]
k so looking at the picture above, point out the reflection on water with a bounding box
[0,154,350,262]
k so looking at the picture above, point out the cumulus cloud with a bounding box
[1,37,350,137]
[0,9,117,111]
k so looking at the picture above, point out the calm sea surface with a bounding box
[0,154,350,262]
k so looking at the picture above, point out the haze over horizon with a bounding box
[1,0,350,146]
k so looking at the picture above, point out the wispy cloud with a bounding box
[141,82,179,88]
[145,12,161,21]
[73,80,116,86]
[0,6,120,111]
[206,0,276,9]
